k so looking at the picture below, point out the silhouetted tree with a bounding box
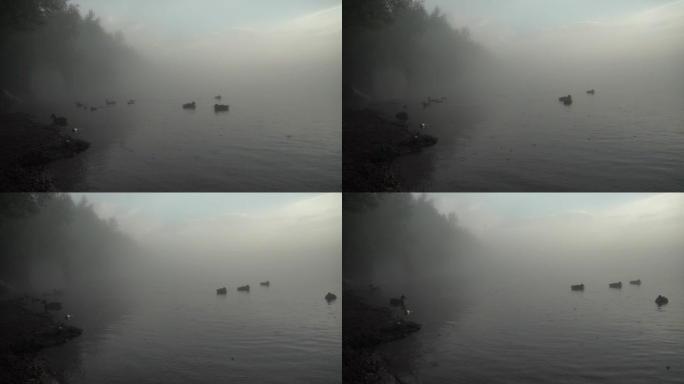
[344,0,481,101]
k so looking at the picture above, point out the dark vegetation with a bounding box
[343,194,475,383]
[0,193,132,382]
[0,193,133,291]
[343,0,481,191]
[343,193,474,283]
[0,0,139,191]
[0,0,138,101]
[344,0,481,101]
[0,113,89,191]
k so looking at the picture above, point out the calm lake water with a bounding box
[40,255,341,384]
[379,253,684,383]
[19,89,339,191]
[392,80,684,191]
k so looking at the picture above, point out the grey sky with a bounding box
[430,193,684,240]
[423,0,684,57]
[71,193,342,256]
[70,0,342,65]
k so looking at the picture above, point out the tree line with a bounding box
[344,0,482,101]
[0,0,138,101]
[0,193,134,290]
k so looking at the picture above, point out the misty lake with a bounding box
[38,255,341,383]
[393,79,684,191]
[19,89,339,191]
[379,253,684,383]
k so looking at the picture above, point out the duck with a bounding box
[72,128,79,133]
[260,281,270,286]
[237,284,250,292]
[325,292,337,302]
[586,89,596,95]
[629,279,641,285]
[50,114,68,126]
[214,104,229,112]
[183,101,197,110]
[90,107,98,112]
[655,295,669,306]
[609,281,622,289]
[558,95,573,105]
[127,99,135,105]
[64,314,72,320]
[571,284,584,291]
[390,294,406,307]
[215,95,222,100]
[105,99,116,106]
[216,287,227,295]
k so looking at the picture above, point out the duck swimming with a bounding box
[655,295,669,306]
[216,287,227,295]
[260,281,270,286]
[237,284,250,292]
[183,101,197,109]
[214,104,229,112]
[558,95,573,105]
[571,284,584,291]
[325,292,337,302]
[609,281,622,289]
[629,279,641,285]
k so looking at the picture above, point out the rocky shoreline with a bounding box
[0,295,82,384]
[343,291,421,384]
[343,108,437,192]
[0,113,90,191]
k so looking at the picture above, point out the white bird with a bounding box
[419,123,427,130]
[64,314,72,320]
[72,128,79,133]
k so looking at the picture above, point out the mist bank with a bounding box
[1,0,341,109]
[0,0,140,104]
[343,193,478,292]
[0,193,135,292]
[343,0,483,103]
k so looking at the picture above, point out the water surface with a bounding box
[20,89,339,191]
[41,255,341,384]
[381,253,684,383]
[394,80,684,191]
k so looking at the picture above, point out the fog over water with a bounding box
[27,193,342,383]
[3,1,341,190]
[354,0,684,190]
[381,193,684,383]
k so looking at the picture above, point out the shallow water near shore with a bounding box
[380,252,684,383]
[16,89,339,191]
[39,255,341,384]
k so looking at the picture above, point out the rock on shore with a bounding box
[0,296,82,383]
[0,113,90,191]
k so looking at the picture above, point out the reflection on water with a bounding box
[395,82,684,191]
[384,254,684,383]
[40,257,341,384]
[19,91,339,191]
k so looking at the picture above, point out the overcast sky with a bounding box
[70,0,341,68]
[71,193,341,258]
[430,193,684,258]
[424,0,684,59]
